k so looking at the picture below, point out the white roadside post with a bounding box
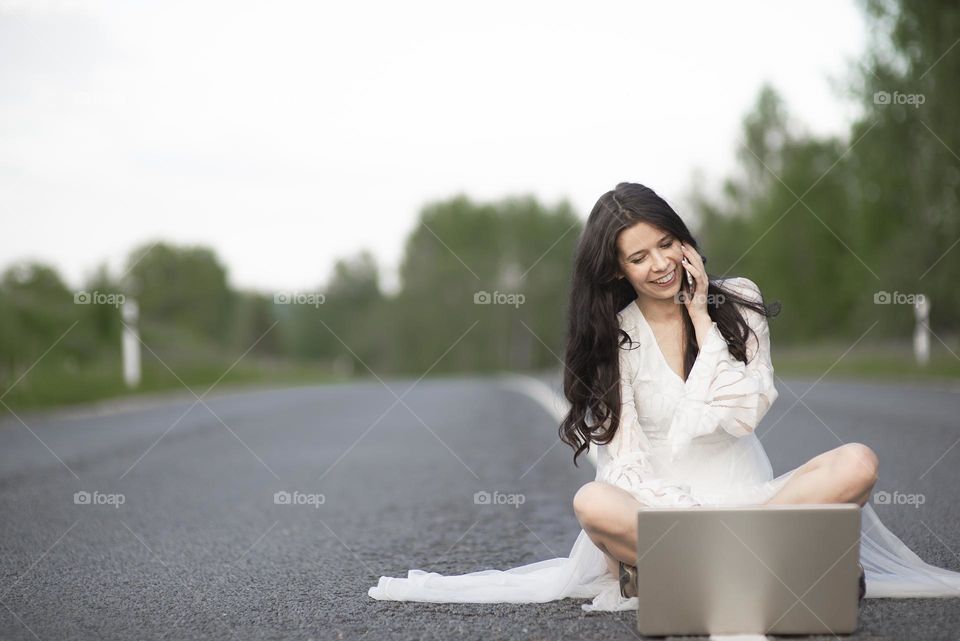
[913,295,930,367]
[122,298,142,388]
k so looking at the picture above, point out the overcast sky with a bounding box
[0,0,867,294]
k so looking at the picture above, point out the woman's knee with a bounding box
[573,481,630,532]
[833,442,879,490]
[573,481,605,528]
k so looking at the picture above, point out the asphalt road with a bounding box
[1,374,959,640]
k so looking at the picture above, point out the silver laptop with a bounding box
[634,504,861,636]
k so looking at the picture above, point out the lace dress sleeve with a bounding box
[665,277,779,460]
[598,335,699,507]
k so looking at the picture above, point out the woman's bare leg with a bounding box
[604,553,620,580]
[574,443,879,579]
[573,481,646,569]
[765,442,879,506]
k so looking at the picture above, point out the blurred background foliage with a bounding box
[2,0,959,409]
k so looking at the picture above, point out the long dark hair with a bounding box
[559,182,781,466]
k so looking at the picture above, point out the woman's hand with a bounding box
[679,242,711,323]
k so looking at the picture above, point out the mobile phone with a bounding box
[683,259,694,288]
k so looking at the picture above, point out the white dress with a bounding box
[368,277,960,611]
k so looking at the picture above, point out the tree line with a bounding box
[1,0,957,407]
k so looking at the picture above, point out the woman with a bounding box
[368,182,960,612]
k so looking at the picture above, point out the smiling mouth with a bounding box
[650,267,677,285]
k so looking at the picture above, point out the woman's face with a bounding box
[616,221,685,300]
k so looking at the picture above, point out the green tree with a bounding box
[0,263,79,388]
[393,193,580,374]
[693,0,960,342]
[124,242,235,346]
[284,250,387,372]
[849,0,960,332]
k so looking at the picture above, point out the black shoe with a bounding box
[619,561,637,599]
[858,562,865,605]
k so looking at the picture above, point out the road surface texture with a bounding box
[1,374,959,640]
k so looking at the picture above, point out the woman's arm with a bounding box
[665,277,779,460]
[600,337,699,506]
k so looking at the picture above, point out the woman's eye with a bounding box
[661,240,673,248]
